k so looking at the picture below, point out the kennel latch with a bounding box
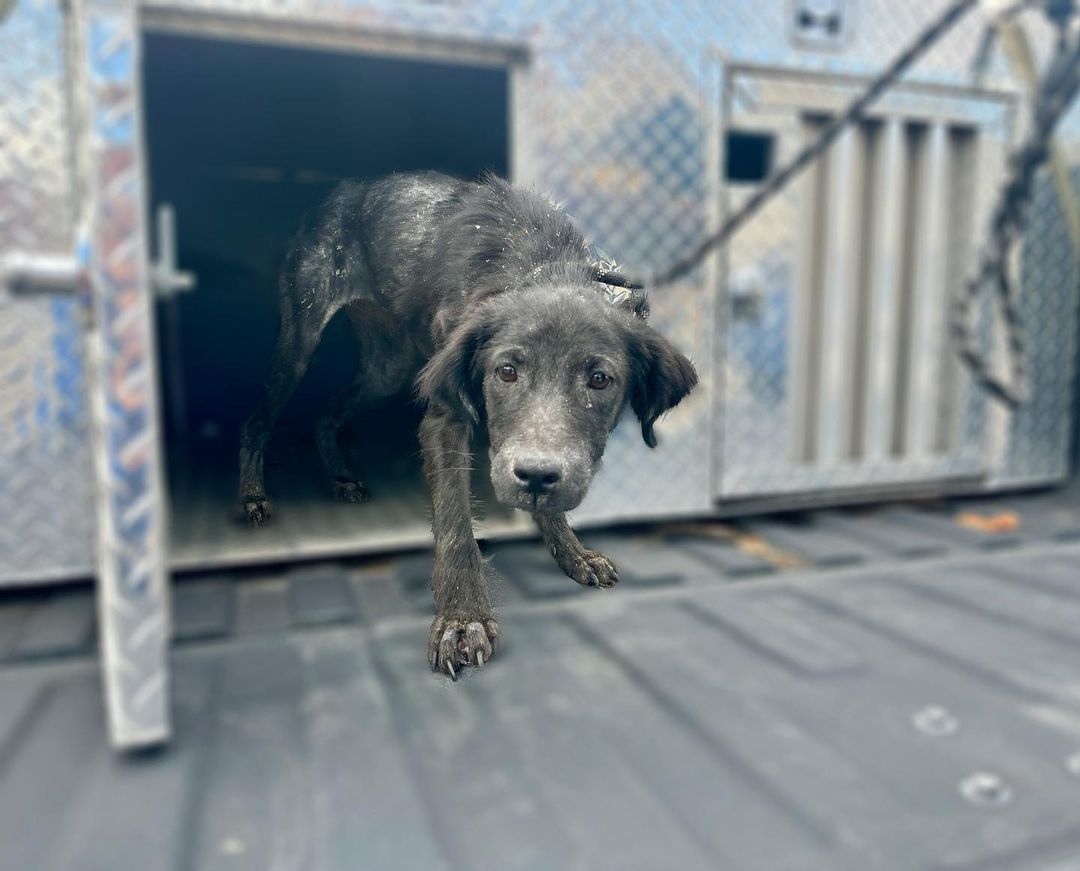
[150,203,196,299]
[1,205,196,302]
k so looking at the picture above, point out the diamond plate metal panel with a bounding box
[0,0,95,585]
[0,299,95,584]
[71,0,171,746]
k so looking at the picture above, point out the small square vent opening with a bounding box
[725,130,775,184]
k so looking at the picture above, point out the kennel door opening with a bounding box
[141,28,515,570]
[716,68,1014,502]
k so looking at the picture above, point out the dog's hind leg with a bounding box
[315,384,371,504]
[534,512,619,589]
[237,298,332,526]
[315,304,418,503]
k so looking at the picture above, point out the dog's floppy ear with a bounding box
[417,313,490,424]
[628,327,698,448]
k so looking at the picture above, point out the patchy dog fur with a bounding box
[238,172,697,677]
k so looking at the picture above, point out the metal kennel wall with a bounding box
[0,0,1077,743]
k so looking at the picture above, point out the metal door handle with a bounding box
[0,252,80,299]
[1,204,195,302]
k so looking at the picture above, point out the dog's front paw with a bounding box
[239,496,273,527]
[332,477,369,504]
[427,615,500,680]
[566,550,619,589]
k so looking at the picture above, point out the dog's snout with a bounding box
[493,447,590,511]
[513,459,562,494]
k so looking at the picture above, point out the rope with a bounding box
[949,31,1080,408]
[978,5,1080,253]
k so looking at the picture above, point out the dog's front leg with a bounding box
[420,410,499,678]
[534,512,619,589]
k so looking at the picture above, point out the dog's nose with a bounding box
[513,459,562,494]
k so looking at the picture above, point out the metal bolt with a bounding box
[912,705,960,737]
[220,838,246,856]
[958,772,1014,808]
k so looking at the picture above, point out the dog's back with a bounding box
[279,172,465,327]
[279,171,595,343]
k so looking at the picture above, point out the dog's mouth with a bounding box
[527,491,562,513]
[496,487,575,513]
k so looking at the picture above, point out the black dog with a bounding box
[238,172,697,676]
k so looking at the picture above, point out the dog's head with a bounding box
[418,284,697,513]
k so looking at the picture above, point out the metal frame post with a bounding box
[71,0,171,748]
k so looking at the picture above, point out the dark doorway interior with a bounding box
[142,31,511,568]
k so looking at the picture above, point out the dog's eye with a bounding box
[589,371,612,390]
[497,365,518,383]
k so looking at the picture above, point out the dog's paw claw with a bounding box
[569,551,619,589]
[239,497,273,527]
[332,478,369,504]
[428,616,499,678]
